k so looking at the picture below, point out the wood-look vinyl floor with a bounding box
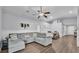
[16,35,79,53]
[52,35,77,53]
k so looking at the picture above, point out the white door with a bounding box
[67,26,75,35]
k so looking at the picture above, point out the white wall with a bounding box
[63,25,76,35]
[63,25,67,35]
[62,18,77,26]
[77,16,79,47]
[62,18,77,36]
[2,13,38,31]
[0,7,2,40]
[67,26,75,35]
[40,21,51,33]
[2,13,40,37]
[50,20,63,37]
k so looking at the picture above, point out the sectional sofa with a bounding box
[8,32,52,52]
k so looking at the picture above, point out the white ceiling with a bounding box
[2,6,78,23]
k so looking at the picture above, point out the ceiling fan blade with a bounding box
[26,10,29,13]
[44,15,47,18]
[37,10,40,12]
[44,12,50,14]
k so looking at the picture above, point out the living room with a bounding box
[0,6,78,53]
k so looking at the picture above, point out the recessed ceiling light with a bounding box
[49,16,53,19]
[69,11,73,14]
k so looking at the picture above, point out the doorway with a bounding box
[67,26,75,35]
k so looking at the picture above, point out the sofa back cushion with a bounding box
[37,33,46,38]
[17,33,33,40]
[17,33,25,40]
[25,33,33,37]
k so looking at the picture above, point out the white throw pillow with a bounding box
[10,34,17,40]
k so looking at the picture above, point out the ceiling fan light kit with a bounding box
[26,6,51,19]
[37,6,50,19]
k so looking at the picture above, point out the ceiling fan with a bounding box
[37,6,50,19]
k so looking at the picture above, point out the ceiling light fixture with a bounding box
[37,6,50,19]
[69,11,73,14]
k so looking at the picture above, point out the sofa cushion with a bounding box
[9,33,17,40]
[9,39,24,48]
[37,33,46,38]
[17,33,25,40]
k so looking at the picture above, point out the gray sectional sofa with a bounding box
[8,32,52,52]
